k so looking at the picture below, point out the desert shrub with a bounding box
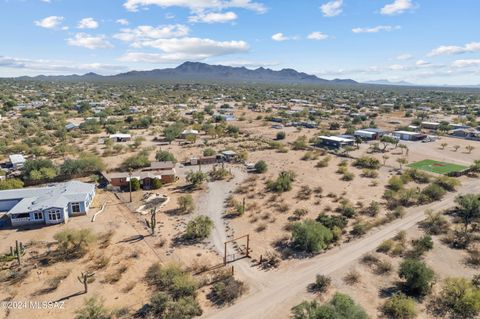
[130,178,141,191]
[437,278,480,318]
[420,210,450,235]
[362,169,379,178]
[177,195,194,214]
[354,156,381,169]
[0,178,24,190]
[267,171,296,193]
[316,214,348,230]
[316,156,331,168]
[388,176,404,191]
[260,250,281,269]
[292,136,308,150]
[376,260,393,275]
[363,201,381,217]
[75,296,111,319]
[209,277,246,305]
[145,263,197,299]
[293,208,309,220]
[186,171,208,187]
[149,293,202,319]
[209,167,231,181]
[382,293,417,319]
[155,150,177,163]
[337,200,357,218]
[297,185,312,200]
[185,216,214,241]
[152,178,162,190]
[419,183,446,203]
[351,222,370,237]
[377,240,395,253]
[291,219,333,253]
[311,274,331,294]
[403,169,430,184]
[343,269,361,285]
[254,160,268,173]
[54,229,96,259]
[276,131,286,140]
[341,171,355,181]
[121,150,150,170]
[409,235,433,258]
[291,293,369,319]
[434,176,460,191]
[399,259,435,296]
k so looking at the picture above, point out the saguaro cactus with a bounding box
[145,207,157,235]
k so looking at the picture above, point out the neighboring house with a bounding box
[181,129,199,139]
[102,161,177,189]
[450,128,480,140]
[110,133,132,142]
[0,181,95,227]
[393,131,427,141]
[220,150,238,162]
[65,122,79,131]
[9,154,26,170]
[188,156,218,166]
[421,121,440,130]
[317,136,355,149]
[354,129,384,140]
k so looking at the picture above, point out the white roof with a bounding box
[319,136,354,142]
[394,131,422,135]
[182,129,199,135]
[110,133,131,138]
[9,154,26,164]
[355,130,376,136]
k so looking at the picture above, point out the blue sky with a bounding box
[0,0,479,85]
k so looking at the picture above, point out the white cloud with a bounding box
[189,11,237,23]
[452,59,480,68]
[120,37,249,63]
[396,53,413,60]
[307,32,329,40]
[114,24,190,42]
[272,33,296,42]
[77,17,99,29]
[380,0,414,15]
[34,16,64,29]
[415,60,430,66]
[0,55,125,74]
[427,42,480,57]
[116,19,130,25]
[320,0,343,17]
[352,25,400,33]
[123,0,267,14]
[67,33,113,49]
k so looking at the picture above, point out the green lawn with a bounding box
[408,159,469,175]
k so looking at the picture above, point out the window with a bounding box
[71,202,81,213]
[48,210,62,221]
[33,212,43,220]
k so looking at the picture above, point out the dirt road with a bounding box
[204,178,480,319]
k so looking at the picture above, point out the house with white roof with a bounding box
[0,181,95,227]
[8,154,26,170]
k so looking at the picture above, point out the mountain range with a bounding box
[12,62,358,86]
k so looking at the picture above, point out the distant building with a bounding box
[421,121,440,130]
[393,131,427,141]
[109,133,132,142]
[8,154,26,170]
[0,181,95,227]
[354,128,386,140]
[181,129,199,139]
[317,136,355,149]
[65,122,79,131]
[102,161,177,189]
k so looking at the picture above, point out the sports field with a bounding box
[408,159,469,175]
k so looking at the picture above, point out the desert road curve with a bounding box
[204,178,480,319]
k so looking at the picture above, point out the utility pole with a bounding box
[128,169,133,203]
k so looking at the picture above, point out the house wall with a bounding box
[161,175,175,184]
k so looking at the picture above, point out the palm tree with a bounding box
[440,142,448,150]
[466,145,475,154]
[453,145,461,152]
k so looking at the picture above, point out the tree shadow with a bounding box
[117,234,145,244]
[53,291,85,303]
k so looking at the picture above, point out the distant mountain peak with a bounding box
[6,62,358,86]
